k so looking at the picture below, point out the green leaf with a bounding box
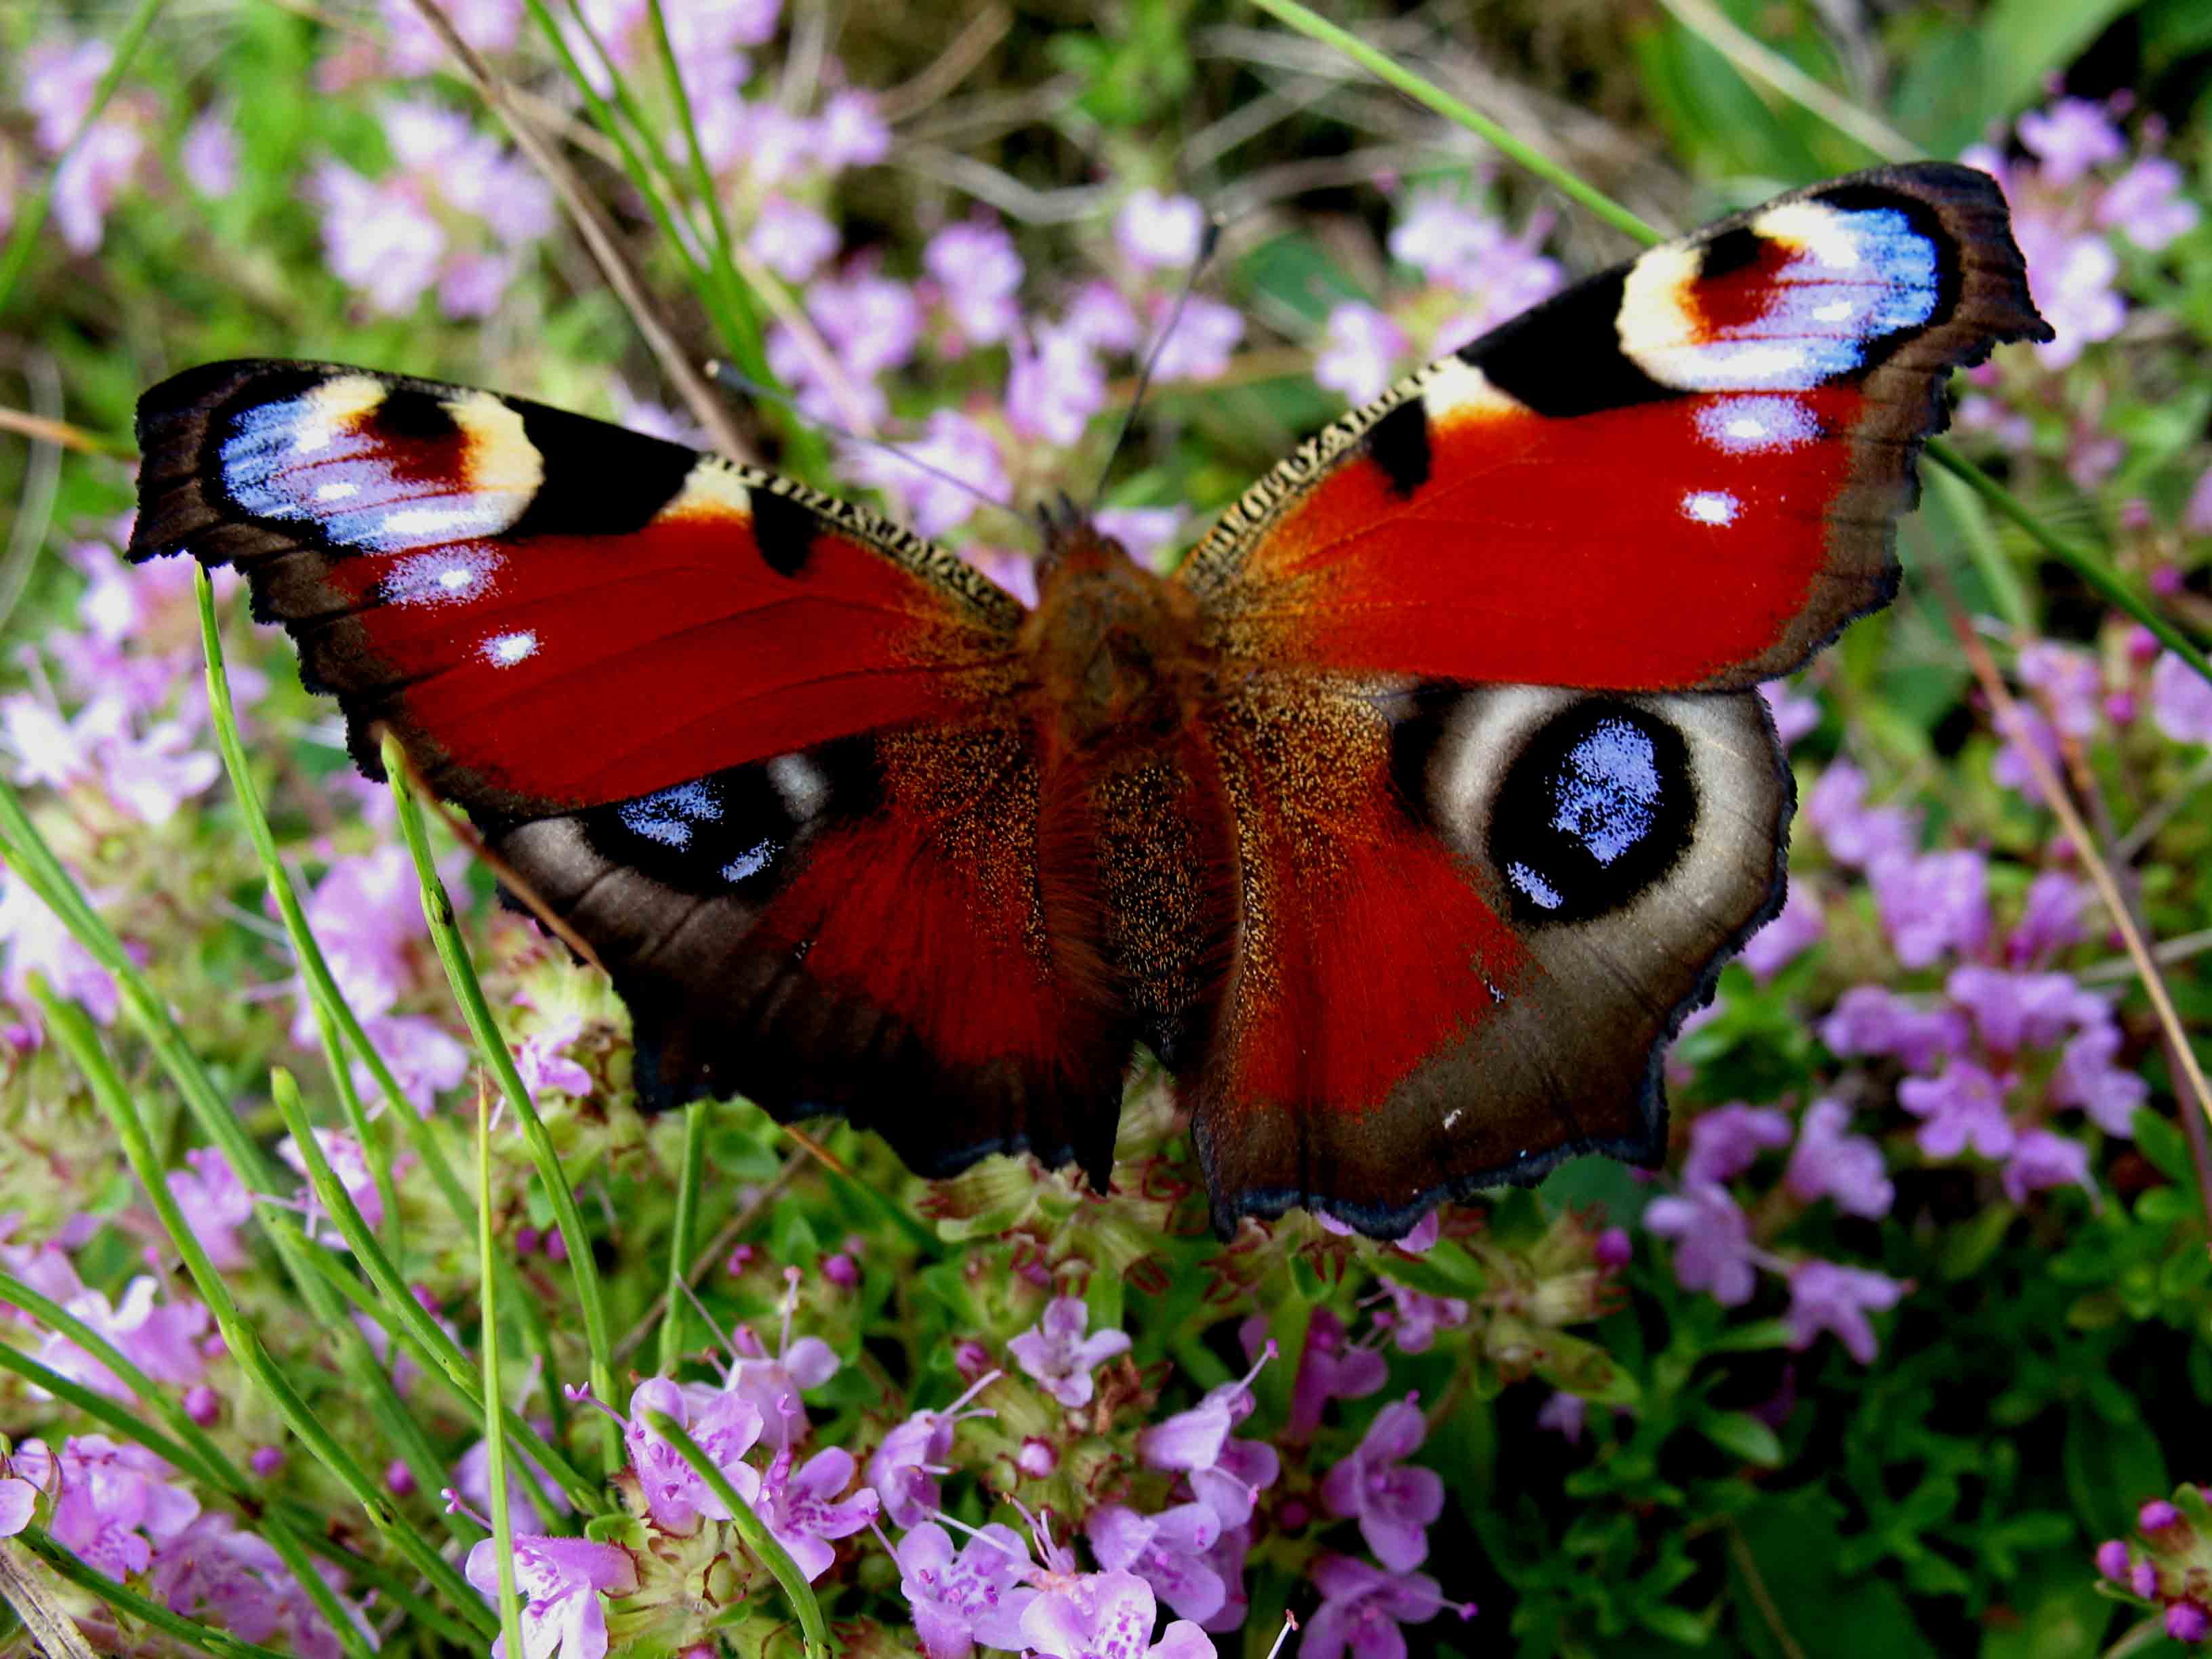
[1699,1411,1784,1468]
[1730,1496,1938,1659]
[2064,1401,2170,1540]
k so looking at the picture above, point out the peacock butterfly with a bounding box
[129,162,2050,1240]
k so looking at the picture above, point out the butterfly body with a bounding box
[131,163,2051,1237]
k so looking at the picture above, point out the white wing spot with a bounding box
[1443,1107,1465,1130]
[1683,490,1740,526]
[766,753,830,821]
[483,630,538,666]
[314,480,361,503]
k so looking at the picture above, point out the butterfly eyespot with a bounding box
[1488,701,1696,926]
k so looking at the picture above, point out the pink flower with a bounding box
[1017,1568,1215,1659]
[1370,1280,1469,1356]
[1319,1396,1446,1572]
[1803,762,1918,871]
[1759,681,1820,748]
[2151,653,2212,747]
[811,266,922,381]
[865,1370,999,1529]
[817,89,890,168]
[2049,1019,2148,1136]
[1093,508,1183,570]
[180,112,241,197]
[24,1436,200,1579]
[893,1521,1036,1659]
[2010,870,2087,963]
[1820,985,1966,1073]
[925,218,1023,348]
[0,1475,36,1536]
[2018,641,2103,738]
[1244,1307,1384,1439]
[750,197,839,283]
[2018,99,2125,186]
[1087,1502,1224,1623]
[1784,1261,1906,1364]
[513,1015,593,1103]
[281,1128,385,1233]
[621,1376,764,1533]
[1681,1103,1793,1187]
[455,1434,571,1534]
[1,862,119,1026]
[36,1277,209,1399]
[1315,304,1407,405]
[23,39,113,152]
[841,409,1009,539]
[1064,282,1143,354]
[1115,188,1207,270]
[356,1013,468,1114]
[1535,1391,1586,1443]
[1302,1554,1473,1659]
[2002,1128,2095,1204]
[1136,1345,1278,1528]
[1945,966,2101,1054]
[1742,886,1823,982]
[1009,1296,1131,1408]
[1873,849,1990,968]
[747,1443,878,1582]
[300,847,425,1025]
[1784,1099,1893,1220]
[1149,295,1242,383]
[1008,323,1107,447]
[2016,220,2125,369]
[464,1533,637,1659]
[53,119,146,254]
[1643,1185,1758,1306]
[167,1149,253,1271]
[1899,1061,2017,1160]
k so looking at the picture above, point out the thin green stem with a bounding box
[659,1103,710,1372]
[16,1530,295,1659]
[645,1412,832,1658]
[1246,0,1662,245]
[646,0,752,319]
[32,982,491,1641]
[0,0,168,316]
[384,731,621,1465]
[1928,436,2212,685]
[266,1069,603,1514]
[480,1088,529,1659]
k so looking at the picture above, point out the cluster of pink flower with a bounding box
[0,1231,376,1654]
[1953,94,2206,504]
[2098,1492,2212,1644]
[1635,639,2207,1365]
[5,34,239,255]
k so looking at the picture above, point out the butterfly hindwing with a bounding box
[1180,162,2052,693]
[131,361,1126,1177]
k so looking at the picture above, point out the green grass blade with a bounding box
[266,1069,605,1514]
[657,1103,710,1372]
[479,1088,530,1659]
[1246,0,1662,245]
[644,1412,832,1659]
[31,981,493,1642]
[383,731,621,1464]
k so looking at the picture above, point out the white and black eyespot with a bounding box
[1485,701,1696,926]
[575,738,874,901]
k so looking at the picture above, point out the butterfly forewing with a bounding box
[131,360,1128,1178]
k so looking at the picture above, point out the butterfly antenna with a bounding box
[1088,216,1222,516]
[704,359,1033,547]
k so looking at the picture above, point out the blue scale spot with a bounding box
[617,780,724,848]
[1549,719,1660,865]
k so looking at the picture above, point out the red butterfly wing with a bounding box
[132,361,1128,1178]
[1175,164,2049,1235]
[1181,164,2052,692]
[134,361,1022,815]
